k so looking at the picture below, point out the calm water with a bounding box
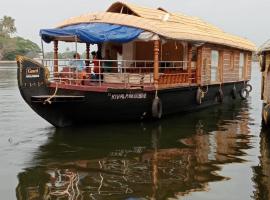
[0,63,269,200]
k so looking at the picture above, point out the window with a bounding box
[239,53,244,79]
[211,50,219,82]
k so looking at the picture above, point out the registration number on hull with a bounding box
[108,93,147,100]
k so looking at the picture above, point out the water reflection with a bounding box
[253,127,270,200]
[16,100,254,200]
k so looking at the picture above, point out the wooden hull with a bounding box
[17,56,249,127]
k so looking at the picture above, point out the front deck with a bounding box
[44,59,197,91]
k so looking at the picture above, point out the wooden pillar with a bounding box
[154,40,160,85]
[187,45,192,84]
[219,50,224,83]
[196,47,202,85]
[86,43,90,66]
[53,40,58,73]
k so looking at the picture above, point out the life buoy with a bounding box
[196,88,203,105]
[152,97,162,119]
[245,84,252,93]
[217,88,224,103]
[231,86,237,99]
[240,88,249,99]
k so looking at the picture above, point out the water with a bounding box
[0,64,268,200]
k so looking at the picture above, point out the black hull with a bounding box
[17,56,249,127]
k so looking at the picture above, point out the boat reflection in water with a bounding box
[253,127,270,200]
[16,100,251,200]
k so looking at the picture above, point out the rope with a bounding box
[43,82,58,105]
[200,85,208,95]
[154,83,159,98]
[198,85,208,99]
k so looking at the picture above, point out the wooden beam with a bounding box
[219,50,224,83]
[154,40,160,85]
[53,40,58,73]
[187,44,192,84]
[196,47,202,85]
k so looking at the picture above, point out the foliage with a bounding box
[2,37,41,60]
[0,15,16,37]
[44,51,86,59]
[0,16,40,60]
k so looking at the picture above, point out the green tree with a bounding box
[0,15,16,37]
[3,37,40,60]
[0,16,41,60]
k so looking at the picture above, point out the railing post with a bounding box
[86,43,90,66]
[53,40,58,74]
[154,40,160,86]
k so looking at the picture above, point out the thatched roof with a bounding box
[258,39,270,54]
[57,1,256,51]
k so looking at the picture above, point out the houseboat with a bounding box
[258,40,270,126]
[16,1,256,127]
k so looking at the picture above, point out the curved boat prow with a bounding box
[16,56,69,127]
[16,55,49,100]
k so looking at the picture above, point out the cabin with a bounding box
[40,1,255,89]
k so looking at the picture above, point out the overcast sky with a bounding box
[1,0,270,49]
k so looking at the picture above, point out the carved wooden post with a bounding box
[187,45,192,84]
[86,43,90,66]
[154,40,160,86]
[53,40,58,74]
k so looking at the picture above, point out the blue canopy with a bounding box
[40,23,144,44]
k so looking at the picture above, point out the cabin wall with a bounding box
[123,42,135,67]
[200,44,252,86]
[263,54,270,102]
[246,53,252,80]
[135,41,154,60]
[161,41,184,61]
[223,50,240,82]
[201,46,211,85]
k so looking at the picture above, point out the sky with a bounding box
[1,0,270,51]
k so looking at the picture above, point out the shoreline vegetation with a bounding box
[0,15,40,61]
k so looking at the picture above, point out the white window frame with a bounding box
[211,50,219,82]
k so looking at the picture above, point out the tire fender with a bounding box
[263,104,270,126]
[245,84,252,93]
[231,86,237,99]
[152,97,162,119]
[217,88,224,103]
[240,88,249,100]
[196,88,203,105]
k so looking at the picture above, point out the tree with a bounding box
[0,16,40,60]
[3,37,41,60]
[0,16,16,37]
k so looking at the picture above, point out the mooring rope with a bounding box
[43,82,59,105]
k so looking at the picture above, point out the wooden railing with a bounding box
[42,59,197,87]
